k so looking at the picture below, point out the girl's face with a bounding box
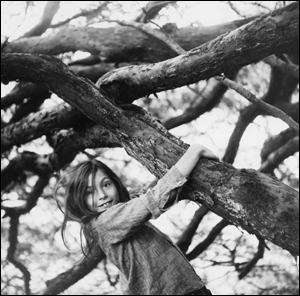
[85,169,120,213]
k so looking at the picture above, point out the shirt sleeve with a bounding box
[91,165,188,244]
[140,165,188,219]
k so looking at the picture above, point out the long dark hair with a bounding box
[55,159,130,257]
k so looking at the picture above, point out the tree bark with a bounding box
[1,103,84,152]
[95,2,299,103]
[2,53,298,255]
[2,17,257,62]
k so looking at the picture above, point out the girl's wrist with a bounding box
[189,144,206,158]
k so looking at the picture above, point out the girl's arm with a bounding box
[93,144,217,244]
[175,144,218,177]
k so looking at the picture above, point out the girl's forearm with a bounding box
[174,144,216,177]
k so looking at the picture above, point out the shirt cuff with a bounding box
[164,165,188,187]
[141,166,188,219]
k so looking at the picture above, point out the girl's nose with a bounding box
[97,188,107,200]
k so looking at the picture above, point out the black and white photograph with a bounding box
[1,1,299,295]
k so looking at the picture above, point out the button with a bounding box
[176,180,184,186]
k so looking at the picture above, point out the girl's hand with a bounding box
[194,144,219,161]
[175,144,219,177]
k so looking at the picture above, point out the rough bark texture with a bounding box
[2,17,256,62]
[1,103,86,152]
[2,53,298,255]
[95,2,299,103]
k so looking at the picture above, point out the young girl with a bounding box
[57,144,216,295]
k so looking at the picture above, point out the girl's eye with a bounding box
[103,182,111,188]
[86,188,93,195]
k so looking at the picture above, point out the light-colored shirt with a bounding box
[91,166,205,295]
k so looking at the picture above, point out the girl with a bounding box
[57,144,216,295]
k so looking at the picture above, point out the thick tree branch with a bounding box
[107,9,235,132]
[95,2,298,103]
[1,53,299,255]
[1,17,260,62]
[1,103,86,153]
[1,62,115,114]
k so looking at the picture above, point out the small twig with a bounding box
[105,19,185,55]
[238,238,265,279]
[214,75,299,133]
[135,1,176,23]
[51,1,109,28]
[176,206,209,253]
[226,1,248,18]
[7,216,31,295]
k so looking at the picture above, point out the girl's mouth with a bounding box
[99,201,112,208]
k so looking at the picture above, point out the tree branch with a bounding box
[95,2,299,103]
[2,175,50,216]
[6,216,31,295]
[50,1,109,29]
[238,239,265,279]
[1,53,299,255]
[1,103,85,153]
[42,245,105,295]
[222,67,298,164]
[105,19,185,55]
[260,127,297,162]
[186,219,231,261]
[1,127,120,192]
[263,55,299,79]
[0,16,269,63]
[214,75,299,133]
[176,206,209,254]
[1,82,49,110]
[260,136,299,173]
[20,1,60,38]
[135,1,177,23]
[163,71,237,130]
